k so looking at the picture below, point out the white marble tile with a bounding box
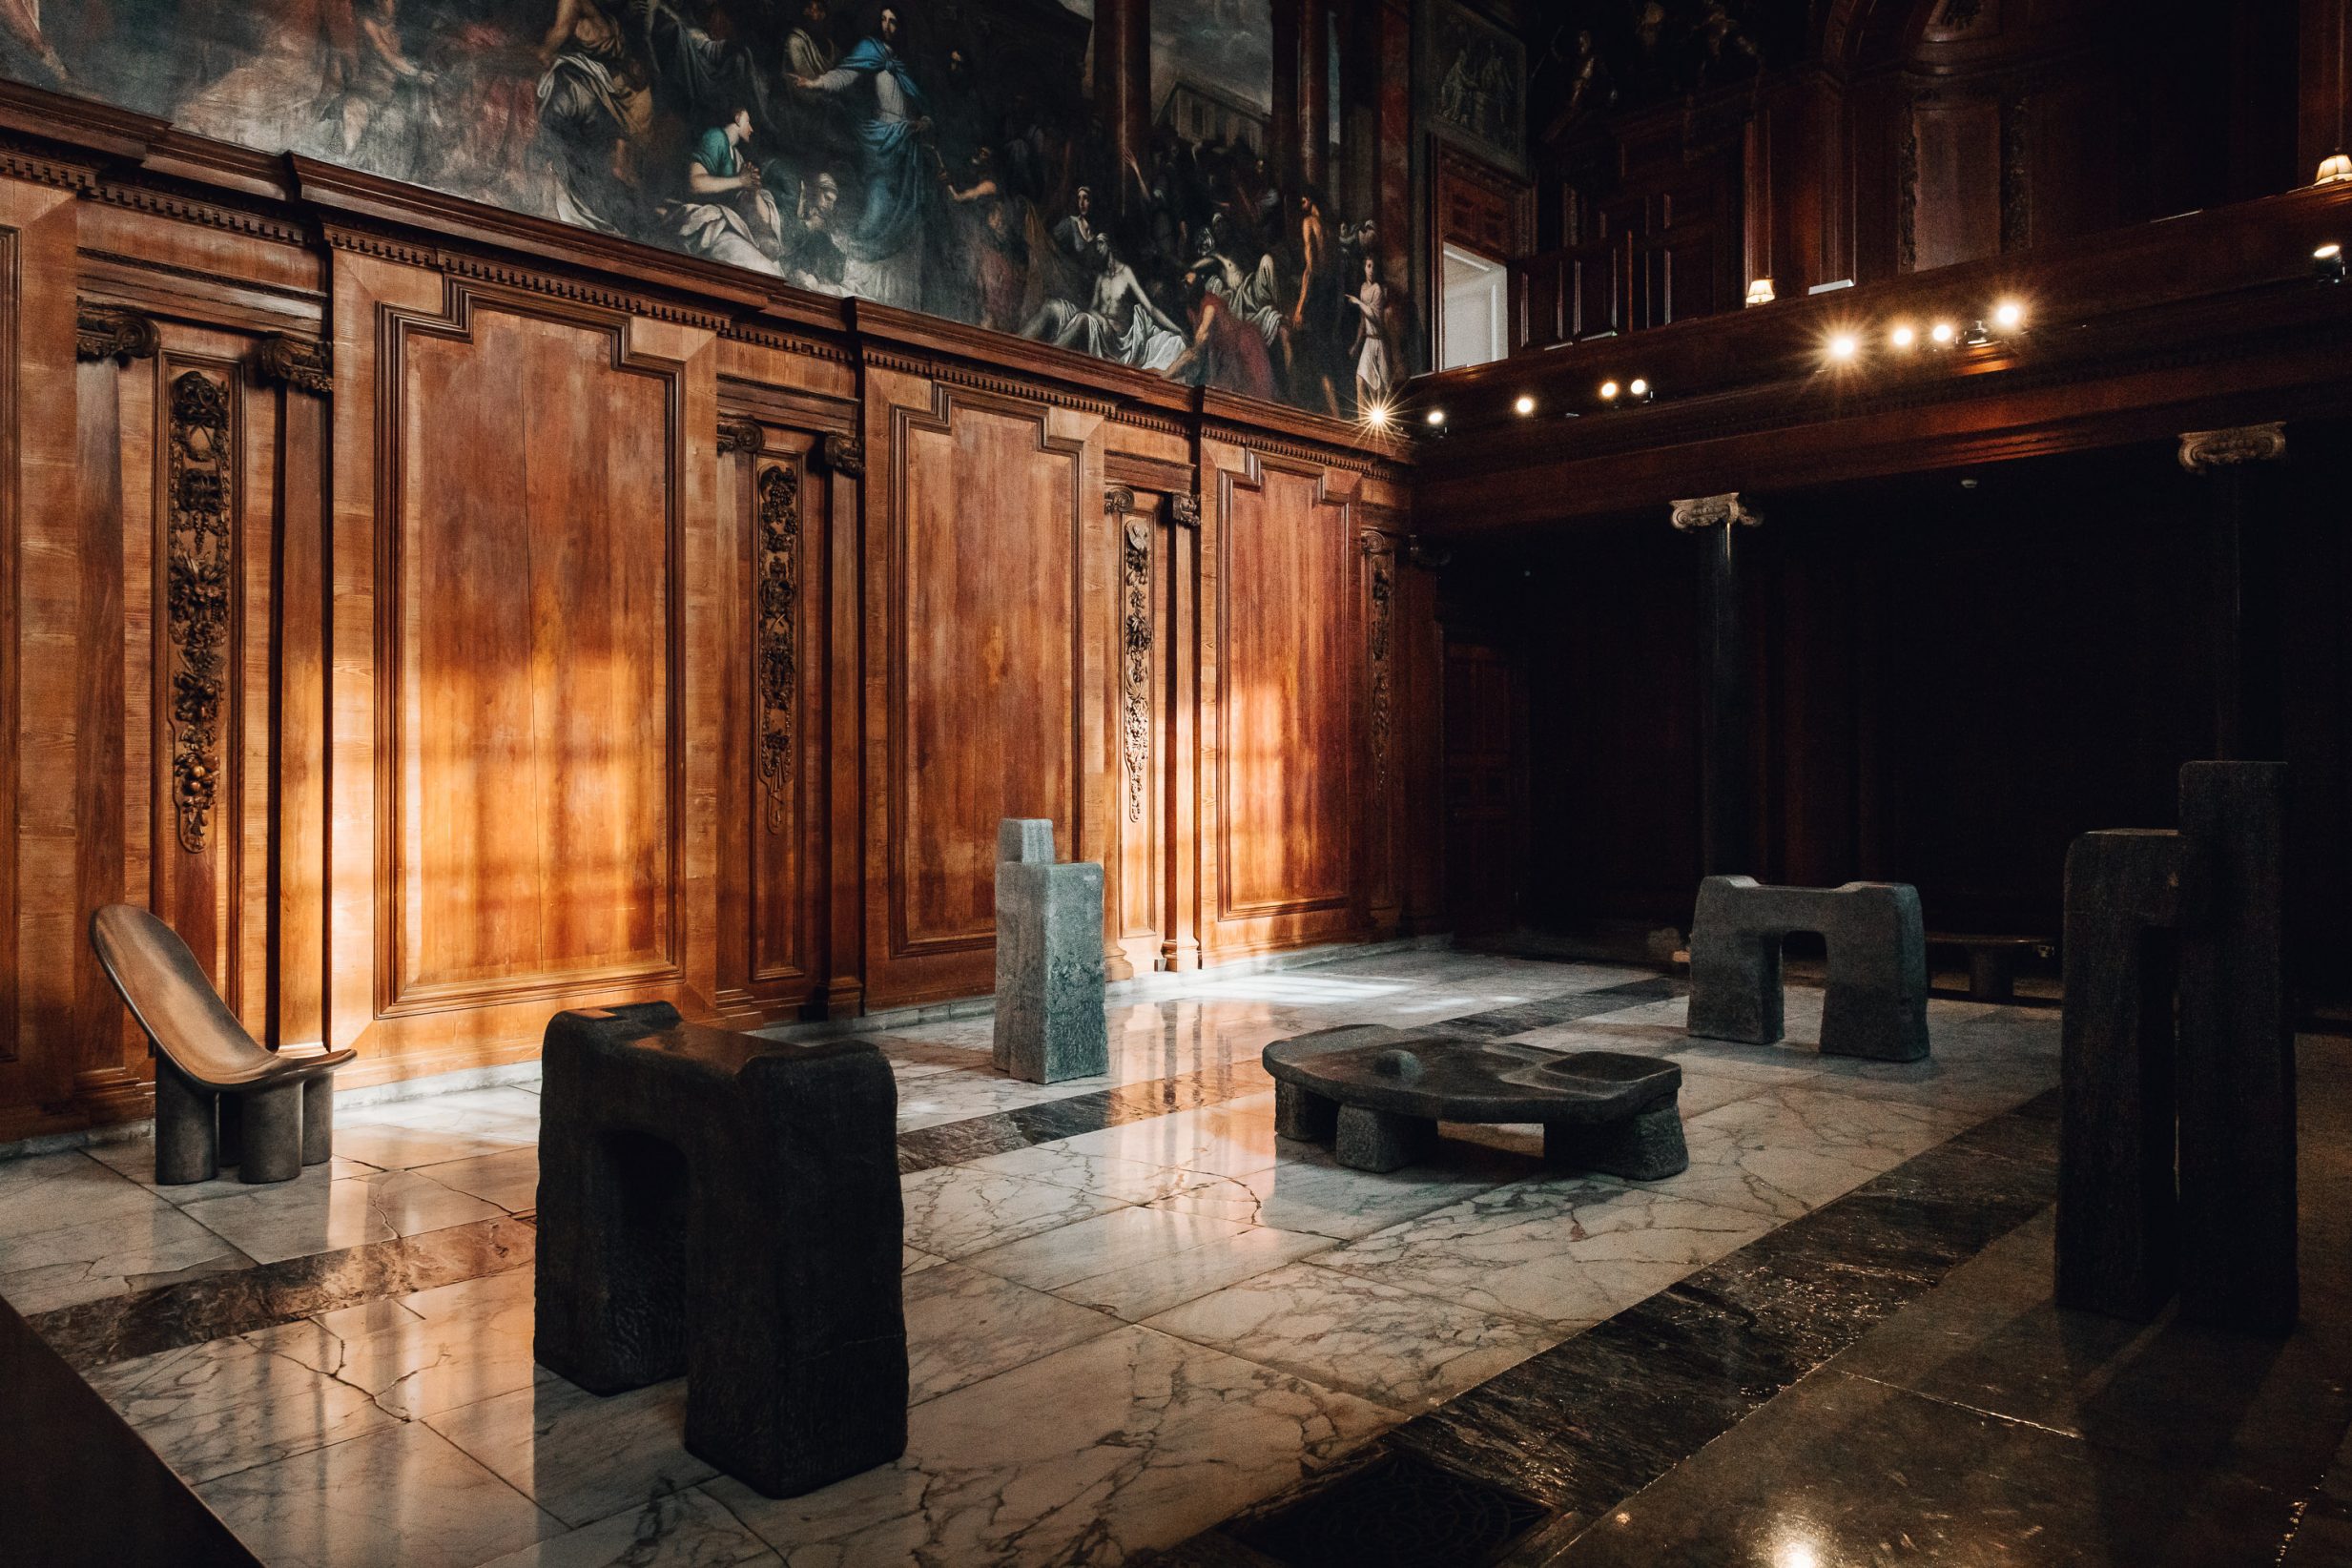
[963,1142,1201,1206]
[1311,1176,1777,1329]
[332,1121,540,1173]
[429,1375,715,1529]
[284,1266,547,1421]
[708,1325,1394,1566]
[1143,1149,1514,1241]
[890,1070,1103,1133]
[0,1149,170,1240]
[902,1260,1123,1404]
[1675,1083,1985,1213]
[902,1247,944,1275]
[92,1331,404,1483]
[85,1133,384,1202]
[179,1166,506,1266]
[414,1145,541,1212]
[961,1206,1336,1320]
[1143,1259,1561,1410]
[474,1486,776,1568]
[1024,1093,1281,1182]
[0,1201,253,1314]
[897,1166,1128,1261]
[196,1420,561,1568]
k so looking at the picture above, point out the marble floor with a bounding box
[0,947,2085,1567]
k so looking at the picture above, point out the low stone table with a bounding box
[535,1001,906,1498]
[1263,1025,1687,1178]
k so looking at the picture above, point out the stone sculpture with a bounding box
[534,1001,907,1497]
[993,817,1109,1083]
[1686,877,1930,1062]
[2057,761,2293,1332]
[1265,1025,1686,1177]
[89,903,352,1185]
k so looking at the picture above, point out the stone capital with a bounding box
[2177,423,2286,473]
[1670,493,1762,531]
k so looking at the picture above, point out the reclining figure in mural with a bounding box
[1021,232,1186,372]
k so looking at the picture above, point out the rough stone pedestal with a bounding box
[992,818,1108,1083]
[2057,761,2293,1332]
[535,1001,907,1498]
[1686,877,1930,1062]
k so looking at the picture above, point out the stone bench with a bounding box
[1686,876,1929,1062]
[1263,1025,1686,1179]
[533,1001,906,1498]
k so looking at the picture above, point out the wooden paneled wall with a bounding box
[0,147,1436,1145]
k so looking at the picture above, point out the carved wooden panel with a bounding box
[1208,452,1361,953]
[383,295,683,1010]
[864,382,1093,1008]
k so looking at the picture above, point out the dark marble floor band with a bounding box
[1152,1089,2063,1568]
[31,1214,540,1372]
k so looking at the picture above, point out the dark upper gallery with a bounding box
[0,2,2349,1566]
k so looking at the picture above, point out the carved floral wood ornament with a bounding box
[166,370,233,854]
[755,462,802,830]
[1362,531,1395,797]
[1111,486,1152,825]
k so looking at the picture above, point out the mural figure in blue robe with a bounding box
[792,5,934,309]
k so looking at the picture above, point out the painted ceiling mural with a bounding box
[0,0,1398,418]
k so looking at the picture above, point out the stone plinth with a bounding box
[1686,877,1930,1063]
[992,818,1108,1083]
[534,1001,907,1498]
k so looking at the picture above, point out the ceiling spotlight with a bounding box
[2319,153,2352,186]
[1889,323,1916,350]
[2317,242,2346,283]
[1992,299,2025,330]
[1599,380,1620,402]
[1929,320,1957,347]
[1827,333,1859,363]
[1744,277,1776,307]
[1513,394,1537,416]
[1628,378,1651,402]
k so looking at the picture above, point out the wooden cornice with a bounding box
[0,78,1409,463]
[1413,177,2352,532]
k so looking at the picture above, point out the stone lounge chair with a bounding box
[89,903,354,1185]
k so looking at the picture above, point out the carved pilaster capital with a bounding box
[1168,494,1201,529]
[716,417,764,454]
[2177,423,2286,473]
[253,333,333,394]
[75,303,158,364]
[1670,492,1762,531]
[819,433,865,477]
[1358,527,1397,557]
[1105,484,1136,517]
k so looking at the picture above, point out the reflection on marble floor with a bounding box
[0,947,2068,1566]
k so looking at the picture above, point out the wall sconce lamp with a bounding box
[1513,395,1537,416]
[1826,333,1859,364]
[1744,278,1776,307]
[1993,300,2026,331]
[2318,154,2352,186]
[1888,323,1917,350]
[1627,378,1653,403]
[2318,242,2346,284]
[1422,407,1449,438]
[1598,380,1620,402]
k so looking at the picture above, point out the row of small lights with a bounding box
[1396,150,2352,437]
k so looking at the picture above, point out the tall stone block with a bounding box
[2056,761,2295,1333]
[993,818,1108,1083]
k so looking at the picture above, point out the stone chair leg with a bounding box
[301,1074,336,1166]
[1275,1081,1338,1143]
[153,1058,219,1186]
[1968,948,2017,1002]
[1545,1106,1689,1181]
[237,1082,306,1184]
[1334,1104,1435,1172]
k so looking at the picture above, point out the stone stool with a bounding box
[992,817,1107,1083]
[1686,876,1931,1062]
[89,904,352,1185]
[534,1001,907,1498]
[1264,1026,1687,1179]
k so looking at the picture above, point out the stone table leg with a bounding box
[1275,1081,1338,1143]
[1334,1104,1435,1172]
[1545,1106,1689,1180]
[1968,948,2017,1002]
